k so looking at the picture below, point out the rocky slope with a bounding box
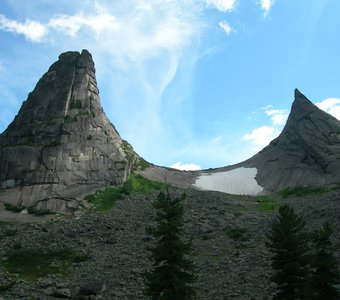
[0,50,140,213]
[0,188,338,299]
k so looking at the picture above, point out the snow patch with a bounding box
[194,167,263,195]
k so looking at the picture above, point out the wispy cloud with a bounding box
[219,21,235,35]
[170,162,202,171]
[259,0,275,16]
[263,105,289,125]
[205,0,236,12]
[48,7,120,37]
[316,98,340,120]
[0,14,47,42]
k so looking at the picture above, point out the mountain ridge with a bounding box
[1,50,340,212]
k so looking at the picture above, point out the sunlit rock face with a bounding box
[0,50,138,213]
[240,89,340,192]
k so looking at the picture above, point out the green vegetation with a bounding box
[266,206,340,299]
[85,187,124,211]
[69,99,82,109]
[85,173,170,211]
[227,227,249,242]
[311,222,340,299]
[64,115,77,123]
[138,157,151,170]
[121,140,151,170]
[266,205,311,299]
[278,186,330,198]
[1,248,90,281]
[121,140,135,161]
[27,206,54,216]
[257,195,278,212]
[145,192,197,299]
[122,173,169,195]
[4,203,53,216]
[4,203,23,213]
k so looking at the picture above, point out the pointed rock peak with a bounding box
[293,88,314,106]
[290,89,319,121]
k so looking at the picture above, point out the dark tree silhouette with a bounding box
[310,222,339,299]
[144,191,196,300]
[266,205,311,299]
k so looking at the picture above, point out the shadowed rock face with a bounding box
[242,89,340,191]
[0,50,138,212]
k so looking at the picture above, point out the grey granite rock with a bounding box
[242,89,340,192]
[0,50,139,213]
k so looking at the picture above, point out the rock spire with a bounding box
[0,50,139,213]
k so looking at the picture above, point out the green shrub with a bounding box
[257,195,278,212]
[85,174,170,211]
[4,203,23,213]
[121,173,169,195]
[85,187,123,211]
[278,186,328,198]
[138,157,151,170]
[1,248,90,281]
[227,227,249,242]
[27,206,54,216]
[69,99,82,109]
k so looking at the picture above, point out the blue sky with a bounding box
[1,0,340,170]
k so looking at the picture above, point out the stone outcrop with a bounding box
[241,89,340,192]
[0,50,140,212]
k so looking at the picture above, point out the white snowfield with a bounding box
[194,167,263,195]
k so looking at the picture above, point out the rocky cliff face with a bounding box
[243,89,340,191]
[0,50,139,212]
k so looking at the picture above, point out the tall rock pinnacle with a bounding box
[0,50,139,213]
[242,89,340,191]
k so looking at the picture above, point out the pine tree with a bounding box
[266,205,311,299]
[144,191,196,300]
[310,222,339,299]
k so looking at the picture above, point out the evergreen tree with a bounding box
[144,191,196,300]
[266,205,311,299]
[310,222,339,299]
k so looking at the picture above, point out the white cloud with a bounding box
[263,105,289,125]
[259,0,275,15]
[316,98,340,120]
[0,14,48,42]
[170,161,202,171]
[205,0,236,12]
[219,21,235,35]
[48,7,120,37]
[242,125,279,148]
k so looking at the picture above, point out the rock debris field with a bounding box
[0,188,339,300]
